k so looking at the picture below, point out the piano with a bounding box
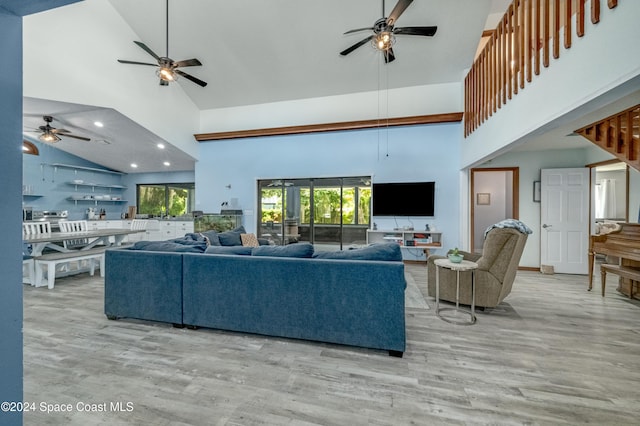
[588,223,640,296]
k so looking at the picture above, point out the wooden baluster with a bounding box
[592,0,600,24]
[512,0,520,95]
[625,110,633,161]
[487,37,495,118]
[564,0,572,49]
[491,36,496,115]
[501,17,507,106]
[577,0,586,37]
[534,0,541,75]
[507,4,513,100]
[543,0,550,67]
[608,0,618,8]
[553,0,560,59]
[526,0,533,82]
[483,49,488,122]
[520,0,526,88]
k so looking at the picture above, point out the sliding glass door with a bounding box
[258,176,371,249]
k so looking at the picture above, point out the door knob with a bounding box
[542,224,552,228]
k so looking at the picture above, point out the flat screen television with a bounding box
[372,181,435,217]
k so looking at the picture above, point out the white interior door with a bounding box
[540,168,590,274]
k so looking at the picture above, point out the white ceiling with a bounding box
[28,0,630,174]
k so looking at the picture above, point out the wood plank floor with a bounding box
[23,264,640,425]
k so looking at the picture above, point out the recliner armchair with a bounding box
[427,227,528,308]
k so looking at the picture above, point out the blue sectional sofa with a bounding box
[104,243,407,356]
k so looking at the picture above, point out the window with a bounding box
[137,183,195,217]
[257,176,371,248]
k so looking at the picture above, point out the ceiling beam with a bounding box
[195,112,463,142]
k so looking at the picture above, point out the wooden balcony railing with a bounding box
[464,0,620,137]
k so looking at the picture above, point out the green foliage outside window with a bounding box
[138,184,193,217]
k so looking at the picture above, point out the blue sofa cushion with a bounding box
[312,243,402,261]
[205,245,253,255]
[251,242,314,258]
[200,230,221,246]
[130,240,207,253]
[218,226,247,246]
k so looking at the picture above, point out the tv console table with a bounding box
[366,229,442,260]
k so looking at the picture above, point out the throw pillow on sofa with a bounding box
[241,233,260,247]
[205,245,253,255]
[200,230,221,246]
[218,226,247,246]
[251,242,314,258]
[312,242,402,261]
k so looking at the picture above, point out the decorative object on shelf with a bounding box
[448,247,463,263]
[533,181,541,202]
[476,193,491,205]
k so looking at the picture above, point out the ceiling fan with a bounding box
[340,0,438,63]
[30,115,91,143]
[117,0,207,87]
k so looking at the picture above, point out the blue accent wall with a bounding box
[0,9,24,426]
[195,123,462,254]
[23,140,128,220]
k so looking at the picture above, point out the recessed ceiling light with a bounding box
[157,143,165,149]
[94,121,104,127]
[163,161,170,166]
[130,163,138,168]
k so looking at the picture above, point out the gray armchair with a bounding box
[427,228,528,308]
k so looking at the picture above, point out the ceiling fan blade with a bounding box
[344,27,374,35]
[117,59,158,66]
[387,0,413,26]
[175,70,208,87]
[393,26,438,36]
[383,48,396,64]
[174,58,202,68]
[340,35,374,56]
[51,128,71,134]
[133,41,161,61]
[57,133,91,142]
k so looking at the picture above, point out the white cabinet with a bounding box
[143,220,162,241]
[158,220,194,239]
[174,221,194,237]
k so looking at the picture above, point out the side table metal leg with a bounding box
[435,265,440,315]
[471,270,476,323]
[455,270,460,310]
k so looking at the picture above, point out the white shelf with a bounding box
[66,181,127,190]
[46,163,125,175]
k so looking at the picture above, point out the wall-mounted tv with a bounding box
[372,181,435,217]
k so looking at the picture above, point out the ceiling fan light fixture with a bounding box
[373,32,394,51]
[157,67,177,82]
[38,132,60,143]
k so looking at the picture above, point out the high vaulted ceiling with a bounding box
[33,0,597,173]
[108,0,503,110]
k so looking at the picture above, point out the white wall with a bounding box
[462,1,640,168]
[473,171,512,251]
[196,123,463,255]
[23,0,201,160]
[199,83,462,133]
[473,146,611,268]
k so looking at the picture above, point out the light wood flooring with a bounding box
[23,264,640,425]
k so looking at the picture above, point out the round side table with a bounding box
[434,258,478,325]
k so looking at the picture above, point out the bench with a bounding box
[600,263,640,298]
[35,247,106,289]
